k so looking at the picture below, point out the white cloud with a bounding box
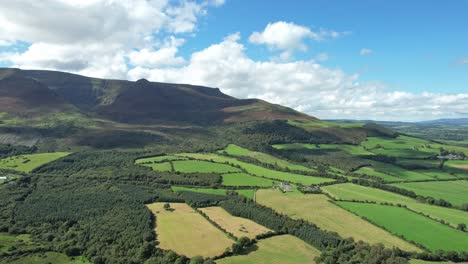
[0,0,222,78]
[0,2,465,121]
[129,34,468,121]
[249,21,347,53]
[129,37,186,67]
[360,48,373,56]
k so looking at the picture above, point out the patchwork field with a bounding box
[337,202,468,252]
[200,207,271,239]
[220,144,315,172]
[142,161,172,172]
[216,235,321,264]
[445,160,468,172]
[177,153,334,185]
[171,186,256,199]
[0,152,70,173]
[146,203,233,258]
[360,135,468,158]
[222,173,276,187]
[322,183,468,226]
[255,189,421,251]
[172,160,241,173]
[391,180,468,206]
[371,162,436,181]
[353,166,402,181]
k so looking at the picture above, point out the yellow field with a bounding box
[146,203,234,258]
[199,207,271,239]
[216,235,320,264]
[256,189,422,252]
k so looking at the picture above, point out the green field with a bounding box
[337,202,468,252]
[171,186,256,199]
[141,161,172,172]
[372,162,436,181]
[147,203,234,258]
[322,183,468,226]
[255,189,421,251]
[177,153,334,185]
[216,235,321,264]
[353,167,403,181]
[361,135,468,158]
[135,155,187,163]
[172,160,241,173]
[0,152,70,173]
[396,159,442,169]
[222,173,277,187]
[272,143,374,156]
[445,160,468,173]
[220,144,315,172]
[391,180,468,206]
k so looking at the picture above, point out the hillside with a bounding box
[0,68,314,125]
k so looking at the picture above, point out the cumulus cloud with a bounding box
[129,34,468,121]
[0,2,465,121]
[0,0,223,78]
[360,48,373,56]
[249,21,347,53]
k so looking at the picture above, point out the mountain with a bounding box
[0,68,314,125]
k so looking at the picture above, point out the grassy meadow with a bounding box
[391,180,468,207]
[0,152,70,173]
[172,160,241,173]
[177,153,334,185]
[222,173,277,187]
[322,183,468,226]
[146,203,233,258]
[216,235,321,264]
[220,144,315,172]
[255,189,421,251]
[337,202,468,252]
[199,207,271,239]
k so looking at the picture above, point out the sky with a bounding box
[0,0,467,121]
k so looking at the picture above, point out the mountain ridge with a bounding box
[0,68,315,125]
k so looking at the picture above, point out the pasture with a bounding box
[199,206,271,239]
[372,162,436,181]
[255,189,421,251]
[177,153,334,185]
[391,180,468,207]
[172,160,241,173]
[220,144,315,172]
[222,173,276,187]
[146,203,233,258]
[353,167,402,182]
[216,234,321,264]
[141,161,171,172]
[322,183,468,226]
[445,160,468,173]
[0,152,70,173]
[337,202,468,252]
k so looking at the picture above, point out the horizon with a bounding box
[0,0,467,121]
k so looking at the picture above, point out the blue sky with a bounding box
[183,0,468,94]
[0,0,467,121]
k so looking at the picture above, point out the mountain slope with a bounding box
[0,68,314,125]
